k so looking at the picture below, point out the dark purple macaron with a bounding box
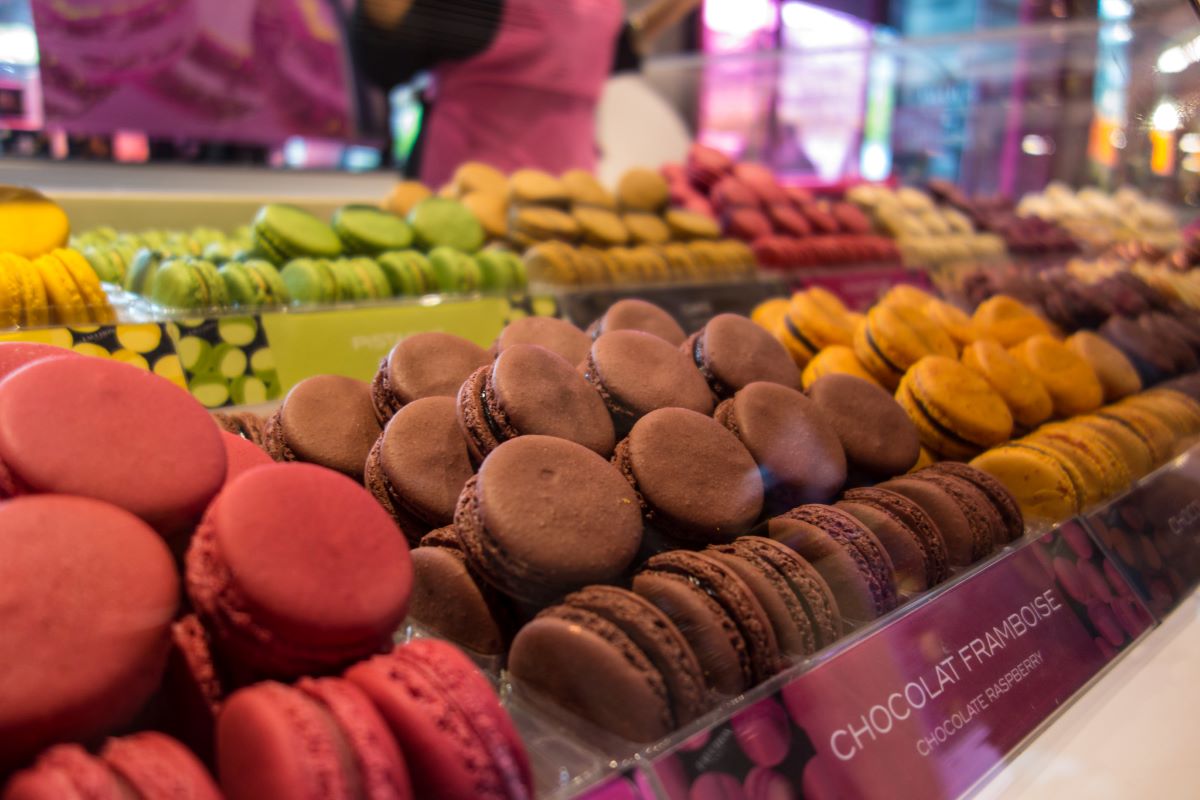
[876,473,994,567]
[408,527,516,656]
[926,461,1024,543]
[683,313,801,399]
[766,505,898,623]
[363,396,475,545]
[587,299,687,346]
[494,316,592,365]
[454,435,644,604]
[371,332,491,424]
[1100,315,1175,385]
[837,487,950,594]
[613,407,763,544]
[714,381,847,512]
[633,550,780,695]
[262,375,381,481]
[582,330,715,433]
[457,343,615,463]
[806,374,920,484]
[1139,312,1200,373]
[707,536,842,655]
[509,585,708,742]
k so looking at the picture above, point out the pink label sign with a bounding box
[649,525,1149,800]
[785,267,932,310]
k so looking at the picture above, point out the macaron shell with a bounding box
[969,445,1079,524]
[972,295,1052,346]
[864,304,957,382]
[800,345,881,390]
[925,461,1025,544]
[1066,331,1141,402]
[910,472,1000,561]
[33,252,89,323]
[4,253,51,326]
[593,299,686,346]
[586,330,716,423]
[961,338,1053,429]
[0,254,23,327]
[1009,335,1103,418]
[906,355,1014,452]
[788,288,856,350]
[0,341,78,382]
[709,545,817,657]
[875,476,979,568]
[2,744,126,800]
[408,529,511,655]
[100,732,222,800]
[266,374,381,480]
[690,313,801,398]
[1072,414,1155,479]
[806,373,918,482]
[496,316,591,365]
[55,248,112,322]
[0,357,226,535]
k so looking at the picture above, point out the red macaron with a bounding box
[0,341,79,383]
[0,356,226,539]
[185,462,413,681]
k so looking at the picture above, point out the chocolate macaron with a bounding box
[587,298,687,346]
[633,550,781,695]
[494,316,592,365]
[370,331,491,424]
[837,487,950,594]
[509,585,708,742]
[708,536,842,655]
[877,473,997,567]
[457,343,615,462]
[685,313,802,399]
[408,527,515,656]
[806,373,920,484]
[363,396,475,545]
[714,381,847,512]
[263,374,381,482]
[582,330,715,433]
[614,407,763,544]
[454,435,644,604]
[926,461,1025,544]
[767,505,898,623]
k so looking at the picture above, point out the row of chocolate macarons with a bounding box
[0,344,534,800]
[218,299,1025,742]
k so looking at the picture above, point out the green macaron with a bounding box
[252,203,343,265]
[244,259,291,305]
[125,248,167,295]
[428,247,483,294]
[280,257,338,306]
[82,246,124,285]
[338,257,393,300]
[150,258,224,310]
[376,251,425,296]
[332,205,414,254]
[220,260,290,307]
[408,197,485,253]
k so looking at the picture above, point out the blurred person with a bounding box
[353,0,701,185]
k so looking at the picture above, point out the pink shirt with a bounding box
[419,0,624,186]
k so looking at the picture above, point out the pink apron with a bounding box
[419,0,623,186]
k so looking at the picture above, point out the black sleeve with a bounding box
[352,0,503,90]
[611,21,642,74]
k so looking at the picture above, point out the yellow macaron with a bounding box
[924,298,978,349]
[962,338,1053,429]
[970,443,1080,524]
[54,248,114,323]
[1065,331,1141,402]
[1009,334,1103,418]
[896,355,1013,459]
[972,295,1052,347]
[801,345,881,390]
[1072,414,1156,481]
[855,303,957,389]
[1033,422,1131,499]
[779,288,857,368]
[0,254,20,328]
[750,297,789,334]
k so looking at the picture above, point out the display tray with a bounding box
[504,445,1200,800]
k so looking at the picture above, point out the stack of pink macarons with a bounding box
[0,343,531,800]
[661,145,901,269]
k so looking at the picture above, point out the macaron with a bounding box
[707,536,843,654]
[454,435,644,603]
[186,463,412,680]
[508,168,569,206]
[494,315,591,365]
[158,615,224,763]
[0,340,77,382]
[220,260,290,307]
[664,208,721,240]
[364,397,476,545]
[252,203,343,264]
[622,212,672,245]
[0,356,226,538]
[332,204,413,254]
[895,355,1013,460]
[331,256,394,300]
[149,257,229,311]
[838,487,950,593]
[1072,414,1155,479]
[961,338,1053,429]
[617,168,670,213]
[461,191,509,240]
[216,678,411,800]
[582,330,715,433]
[614,407,763,544]
[876,472,997,567]
[924,298,978,348]
[779,288,857,367]
[800,345,881,389]
[457,343,615,461]
[344,640,533,800]
[587,298,686,346]
[219,430,273,489]
[766,505,898,623]
[371,332,491,424]
[452,161,507,196]
[1099,315,1175,386]
[5,733,220,800]
[714,381,847,511]
[474,249,527,291]
[807,373,920,485]
[572,206,629,247]
[561,168,616,208]
[262,374,381,481]
[971,295,1052,347]
[407,197,485,252]
[925,461,1025,544]
[1020,431,1109,509]
[509,585,708,742]
[908,470,1004,558]
[1140,311,1200,373]
[377,250,437,296]
[0,496,178,772]
[969,444,1080,525]
[750,297,789,333]
[510,205,580,243]
[408,527,515,656]
[854,303,957,389]
[280,257,338,305]
[633,550,781,694]
[1006,334,1101,419]
[685,313,801,399]
[425,246,482,294]
[1066,331,1142,402]
[0,252,50,326]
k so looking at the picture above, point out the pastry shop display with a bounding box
[1016,183,1181,253]
[926,179,1078,257]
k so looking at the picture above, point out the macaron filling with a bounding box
[784,316,821,358]
[581,350,639,426]
[687,331,730,398]
[863,325,905,380]
[458,365,521,461]
[259,411,298,465]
